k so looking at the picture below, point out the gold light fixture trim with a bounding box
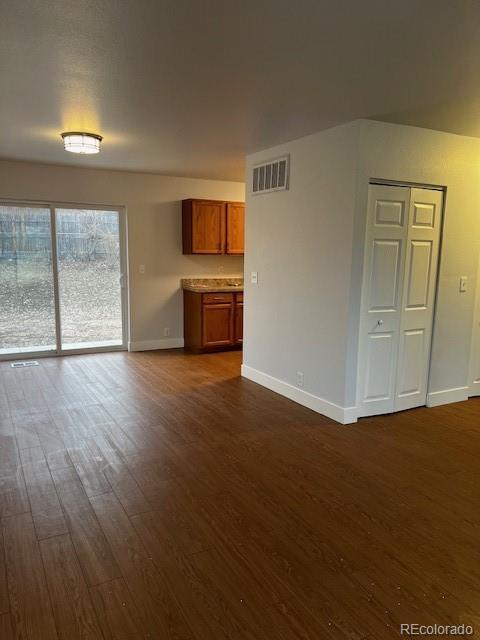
[61,132,103,154]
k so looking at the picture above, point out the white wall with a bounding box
[243,119,480,423]
[0,159,245,349]
[242,122,359,420]
[346,120,480,408]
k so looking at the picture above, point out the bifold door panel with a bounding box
[357,185,443,417]
[394,188,442,412]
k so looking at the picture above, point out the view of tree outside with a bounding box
[0,206,123,354]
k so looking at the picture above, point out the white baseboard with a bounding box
[469,381,480,398]
[128,338,184,352]
[426,386,469,408]
[241,364,357,424]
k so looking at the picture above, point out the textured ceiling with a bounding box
[1,0,480,180]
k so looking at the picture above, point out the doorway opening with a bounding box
[356,183,444,418]
[0,202,128,359]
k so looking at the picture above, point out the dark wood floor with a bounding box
[0,350,479,639]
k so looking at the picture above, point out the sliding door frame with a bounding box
[0,198,129,361]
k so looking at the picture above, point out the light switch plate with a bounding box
[251,271,258,284]
[460,276,468,293]
[139,264,145,274]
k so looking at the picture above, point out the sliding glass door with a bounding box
[0,202,127,358]
[56,209,124,350]
[0,205,57,356]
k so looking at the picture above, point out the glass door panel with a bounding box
[55,208,124,350]
[0,205,56,355]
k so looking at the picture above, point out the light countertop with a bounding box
[182,277,244,293]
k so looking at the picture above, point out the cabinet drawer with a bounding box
[202,293,233,304]
[235,292,244,303]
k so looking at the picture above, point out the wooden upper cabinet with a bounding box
[182,199,244,255]
[183,199,225,254]
[226,203,245,255]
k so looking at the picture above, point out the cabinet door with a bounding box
[202,304,234,347]
[234,302,243,344]
[226,203,245,255]
[192,201,225,254]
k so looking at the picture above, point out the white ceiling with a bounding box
[2,0,480,181]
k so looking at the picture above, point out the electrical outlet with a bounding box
[163,328,170,337]
[296,371,304,388]
[251,271,258,284]
[139,264,145,274]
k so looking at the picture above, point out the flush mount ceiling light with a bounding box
[61,132,102,154]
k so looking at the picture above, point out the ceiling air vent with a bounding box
[252,155,289,195]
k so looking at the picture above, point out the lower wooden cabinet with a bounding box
[202,303,234,347]
[184,290,243,352]
[234,301,243,345]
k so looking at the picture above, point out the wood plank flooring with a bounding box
[0,349,479,639]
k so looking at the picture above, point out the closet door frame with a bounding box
[468,252,480,396]
[356,184,410,417]
[356,180,446,418]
